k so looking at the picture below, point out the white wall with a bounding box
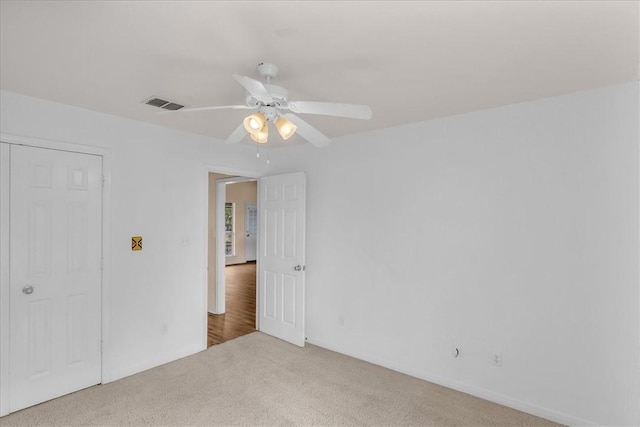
[0,90,269,382]
[270,82,640,426]
[1,83,638,425]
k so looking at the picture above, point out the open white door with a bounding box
[258,172,306,347]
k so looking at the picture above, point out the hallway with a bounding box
[207,262,256,347]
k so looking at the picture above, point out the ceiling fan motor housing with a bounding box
[265,84,288,105]
[257,62,279,80]
[260,106,278,122]
[245,84,289,112]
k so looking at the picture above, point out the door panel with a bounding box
[258,172,305,347]
[29,201,52,275]
[28,299,52,378]
[9,145,102,412]
[67,294,88,365]
[264,270,277,319]
[282,274,296,325]
[67,202,88,272]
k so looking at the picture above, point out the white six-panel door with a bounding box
[258,172,306,347]
[9,145,102,412]
[245,203,257,262]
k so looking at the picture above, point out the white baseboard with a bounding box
[306,338,597,427]
[104,343,205,384]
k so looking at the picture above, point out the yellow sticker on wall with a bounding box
[132,236,142,251]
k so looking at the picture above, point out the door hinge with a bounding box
[101,175,105,188]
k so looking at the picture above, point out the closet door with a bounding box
[9,145,102,412]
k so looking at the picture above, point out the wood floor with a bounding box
[207,262,256,347]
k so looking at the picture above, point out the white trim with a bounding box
[215,176,259,314]
[214,180,226,314]
[637,81,640,427]
[106,341,204,384]
[0,134,114,413]
[99,153,113,383]
[201,168,214,344]
[306,337,597,427]
[200,169,209,350]
[0,134,109,157]
[202,165,260,180]
[217,177,258,185]
[0,143,10,417]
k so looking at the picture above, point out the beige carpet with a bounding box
[0,332,561,426]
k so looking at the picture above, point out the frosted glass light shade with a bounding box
[243,112,267,136]
[250,125,268,143]
[275,116,297,140]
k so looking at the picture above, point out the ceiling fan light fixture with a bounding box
[275,116,297,140]
[250,125,268,143]
[165,64,372,148]
[243,112,267,136]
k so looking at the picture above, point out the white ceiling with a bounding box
[1,1,638,147]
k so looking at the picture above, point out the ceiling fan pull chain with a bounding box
[256,145,260,158]
[266,150,271,165]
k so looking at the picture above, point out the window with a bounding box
[225,202,235,256]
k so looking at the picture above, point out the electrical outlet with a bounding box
[491,352,503,367]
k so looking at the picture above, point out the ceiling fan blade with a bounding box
[284,114,331,148]
[225,123,247,144]
[158,105,254,114]
[288,101,372,120]
[233,74,273,104]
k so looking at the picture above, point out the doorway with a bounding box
[204,169,308,349]
[206,173,258,347]
[207,262,256,346]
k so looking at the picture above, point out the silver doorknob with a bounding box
[22,285,34,295]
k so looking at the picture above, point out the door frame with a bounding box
[202,166,260,343]
[214,176,257,314]
[0,134,112,416]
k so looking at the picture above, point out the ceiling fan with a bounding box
[163,63,373,147]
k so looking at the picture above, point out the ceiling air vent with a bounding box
[143,97,184,110]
